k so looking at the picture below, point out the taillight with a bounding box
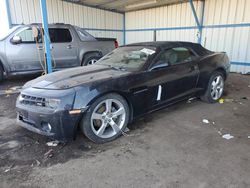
[114,40,119,48]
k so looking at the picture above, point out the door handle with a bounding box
[67,45,72,49]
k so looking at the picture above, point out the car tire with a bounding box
[0,66,4,82]
[201,71,225,103]
[81,93,130,144]
[82,53,101,66]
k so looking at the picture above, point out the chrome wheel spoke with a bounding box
[97,122,107,136]
[212,81,216,87]
[218,88,223,96]
[215,90,219,99]
[109,120,120,133]
[105,99,112,113]
[112,107,125,117]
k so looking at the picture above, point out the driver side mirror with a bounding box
[150,60,169,71]
[11,36,22,44]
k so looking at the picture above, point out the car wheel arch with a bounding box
[204,67,227,85]
[81,51,103,66]
[215,67,227,80]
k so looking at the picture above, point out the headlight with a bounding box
[45,98,61,109]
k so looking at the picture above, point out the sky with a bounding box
[0,0,10,38]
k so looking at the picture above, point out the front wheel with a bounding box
[201,71,225,103]
[81,93,130,143]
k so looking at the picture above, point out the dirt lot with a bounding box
[0,73,250,188]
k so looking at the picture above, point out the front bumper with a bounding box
[16,104,82,141]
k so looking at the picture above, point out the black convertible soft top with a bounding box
[125,41,213,56]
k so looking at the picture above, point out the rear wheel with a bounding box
[81,93,129,143]
[82,53,101,66]
[201,71,224,103]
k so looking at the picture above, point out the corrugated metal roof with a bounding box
[65,0,191,13]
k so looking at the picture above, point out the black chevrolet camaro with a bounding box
[16,42,230,143]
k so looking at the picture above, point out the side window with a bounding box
[16,28,36,43]
[49,28,72,43]
[159,47,196,65]
[173,47,196,63]
[157,49,175,64]
[75,27,95,41]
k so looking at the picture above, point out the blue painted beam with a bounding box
[230,61,250,67]
[120,22,250,32]
[126,26,198,32]
[189,0,202,43]
[83,28,123,32]
[204,23,250,29]
[198,0,205,44]
[40,0,52,74]
[189,0,201,28]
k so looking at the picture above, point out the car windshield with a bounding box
[97,46,156,71]
[0,26,20,40]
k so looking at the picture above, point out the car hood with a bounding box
[23,65,131,90]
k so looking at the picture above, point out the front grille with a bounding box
[20,94,46,107]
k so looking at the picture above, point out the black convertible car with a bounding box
[16,42,230,143]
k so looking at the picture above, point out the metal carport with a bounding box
[4,0,250,74]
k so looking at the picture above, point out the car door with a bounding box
[49,28,78,69]
[146,47,199,108]
[6,27,44,72]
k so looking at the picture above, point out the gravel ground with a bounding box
[0,73,250,188]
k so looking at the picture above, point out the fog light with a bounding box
[41,122,52,132]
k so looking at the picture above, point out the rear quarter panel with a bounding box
[196,52,230,92]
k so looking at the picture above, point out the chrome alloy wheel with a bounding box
[87,59,97,65]
[211,75,224,100]
[90,99,126,139]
